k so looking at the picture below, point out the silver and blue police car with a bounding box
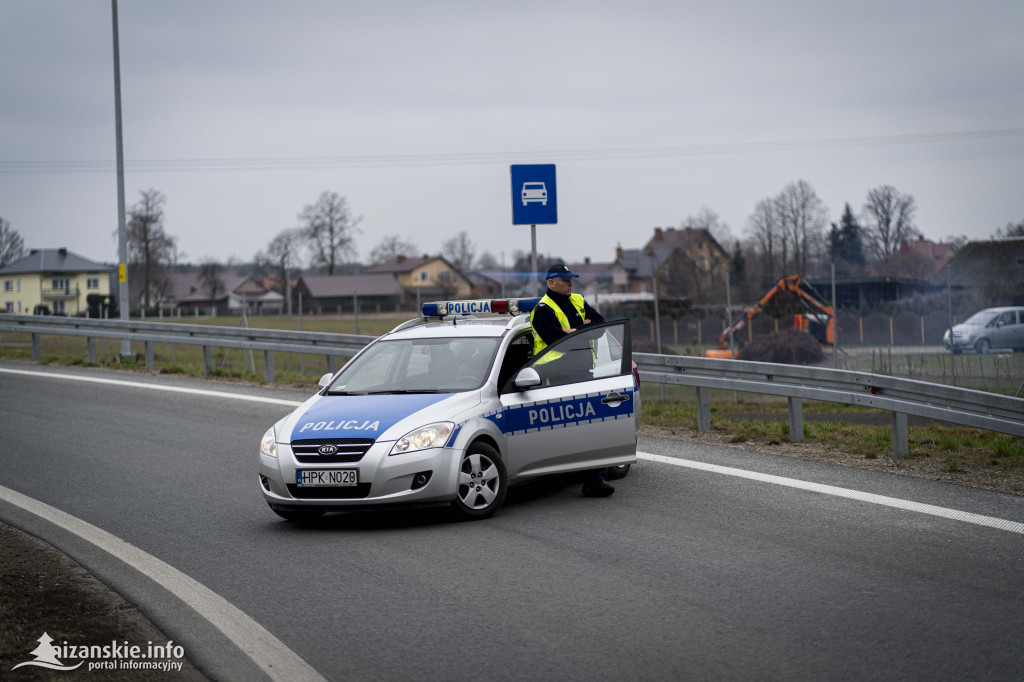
[259,298,639,521]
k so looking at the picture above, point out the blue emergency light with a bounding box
[422,298,541,317]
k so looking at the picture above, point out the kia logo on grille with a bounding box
[318,445,338,455]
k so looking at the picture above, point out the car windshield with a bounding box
[325,337,501,394]
[962,310,1000,326]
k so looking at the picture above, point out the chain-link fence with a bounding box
[603,297,1024,397]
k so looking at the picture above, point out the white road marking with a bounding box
[637,451,1024,535]
[0,485,326,682]
[0,367,303,407]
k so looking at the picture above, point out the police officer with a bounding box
[530,263,614,498]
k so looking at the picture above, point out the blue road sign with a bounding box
[511,164,557,225]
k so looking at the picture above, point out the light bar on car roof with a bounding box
[422,298,541,317]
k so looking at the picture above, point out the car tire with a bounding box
[606,464,631,480]
[270,505,325,523]
[452,442,507,520]
[975,338,991,354]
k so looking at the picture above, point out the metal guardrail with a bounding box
[634,352,1024,455]
[2,315,1022,456]
[0,315,374,383]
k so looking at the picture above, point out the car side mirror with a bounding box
[318,373,333,388]
[513,367,541,391]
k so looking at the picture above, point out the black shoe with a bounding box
[581,480,615,498]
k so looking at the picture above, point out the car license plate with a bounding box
[296,469,358,487]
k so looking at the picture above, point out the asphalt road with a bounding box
[2,363,1023,681]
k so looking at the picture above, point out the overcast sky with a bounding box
[2,0,1023,270]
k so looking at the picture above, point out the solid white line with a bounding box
[0,484,326,682]
[637,451,1024,535]
[0,367,303,407]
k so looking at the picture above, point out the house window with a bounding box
[4,302,11,313]
[420,272,429,281]
[86,277,100,290]
[2,280,12,292]
[53,300,66,314]
[52,278,69,291]
[17,301,21,313]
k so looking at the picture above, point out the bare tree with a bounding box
[774,180,827,276]
[476,251,500,271]
[745,197,784,287]
[0,217,26,267]
[993,218,1024,239]
[255,229,303,314]
[862,185,918,262]
[682,205,731,246]
[369,235,419,265]
[299,191,361,275]
[198,258,226,311]
[126,189,176,310]
[442,231,477,272]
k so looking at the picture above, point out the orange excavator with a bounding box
[704,274,835,359]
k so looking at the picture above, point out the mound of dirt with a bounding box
[633,341,678,354]
[737,328,825,364]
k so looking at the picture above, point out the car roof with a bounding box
[380,315,532,341]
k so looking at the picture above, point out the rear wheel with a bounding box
[975,338,991,354]
[607,464,631,480]
[452,442,507,520]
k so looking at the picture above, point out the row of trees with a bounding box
[118,189,488,309]
[740,182,928,290]
[5,181,1023,313]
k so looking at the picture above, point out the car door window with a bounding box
[520,320,630,390]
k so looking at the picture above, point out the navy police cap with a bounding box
[545,263,579,279]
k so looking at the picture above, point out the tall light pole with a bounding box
[111,0,131,356]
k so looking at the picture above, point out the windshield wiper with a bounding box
[361,389,447,395]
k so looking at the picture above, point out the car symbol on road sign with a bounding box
[521,182,547,206]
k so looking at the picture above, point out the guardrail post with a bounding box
[264,350,275,383]
[203,346,212,376]
[788,397,804,442]
[892,412,909,458]
[696,386,711,432]
[145,341,154,371]
[327,355,336,374]
[87,337,96,364]
[32,333,41,361]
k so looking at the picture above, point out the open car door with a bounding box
[499,319,636,479]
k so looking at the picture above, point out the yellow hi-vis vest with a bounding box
[530,293,588,364]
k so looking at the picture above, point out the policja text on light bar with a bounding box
[422,298,541,317]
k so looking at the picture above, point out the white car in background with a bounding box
[943,307,1024,354]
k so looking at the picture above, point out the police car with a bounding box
[258,298,639,521]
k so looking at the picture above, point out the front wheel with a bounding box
[452,442,507,520]
[975,338,991,354]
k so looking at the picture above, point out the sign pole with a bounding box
[111,0,131,357]
[530,225,538,297]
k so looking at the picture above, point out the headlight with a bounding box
[390,422,454,455]
[260,427,278,457]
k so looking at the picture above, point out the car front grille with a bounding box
[286,483,372,500]
[291,438,375,463]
